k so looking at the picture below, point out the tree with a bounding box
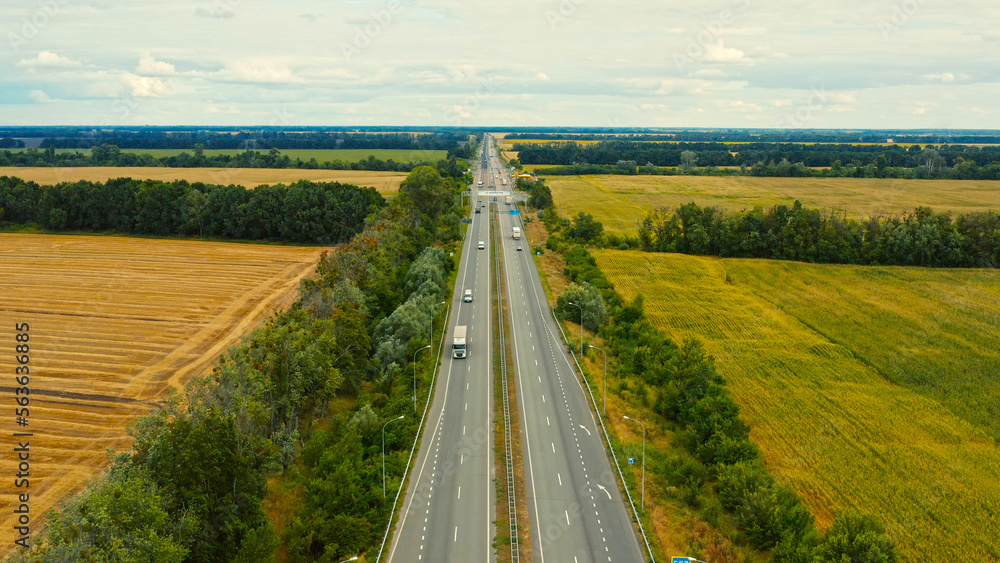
[397,166,454,222]
[528,182,553,210]
[556,282,608,332]
[681,150,698,172]
[816,512,899,563]
[568,212,604,241]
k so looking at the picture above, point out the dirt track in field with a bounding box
[0,234,322,554]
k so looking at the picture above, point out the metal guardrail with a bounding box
[494,202,520,562]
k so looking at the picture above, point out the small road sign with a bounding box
[628,457,636,465]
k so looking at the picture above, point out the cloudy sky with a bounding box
[1,0,997,128]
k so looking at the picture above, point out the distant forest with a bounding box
[505,129,1000,144]
[516,141,1000,180]
[0,146,475,178]
[0,127,474,151]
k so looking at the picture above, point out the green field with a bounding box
[547,175,1000,235]
[593,250,1000,562]
[2,148,448,163]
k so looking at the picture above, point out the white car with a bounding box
[478,241,485,250]
[517,245,522,251]
[463,289,473,302]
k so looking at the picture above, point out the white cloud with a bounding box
[702,40,750,64]
[690,69,727,79]
[537,72,550,81]
[125,74,170,97]
[18,51,82,69]
[925,72,955,82]
[726,100,763,112]
[194,5,235,18]
[773,99,793,107]
[137,54,176,76]
[223,60,298,83]
[29,90,51,103]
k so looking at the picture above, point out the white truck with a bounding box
[512,227,521,240]
[502,178,507,186]
[453,325,468,358]
[505,196,512,206]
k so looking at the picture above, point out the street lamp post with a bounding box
[590,345,608,416]
[566,301,584,355]
[622,415,646,511]
[413,345,431,413]
[382,415,405,498]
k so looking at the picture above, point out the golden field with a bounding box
[593,250,1000,562]
[0,167,408,195]
[0,234,322,554]
[548,175,1000,235]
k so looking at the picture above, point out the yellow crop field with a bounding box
[0,167,408,195]
[593,250,1000,562]
[548,175,1000,235]
[0,234,323,556]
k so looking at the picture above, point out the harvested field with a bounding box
[0,234,322,554]
[0,167,408,195]
[547,175,1000,235]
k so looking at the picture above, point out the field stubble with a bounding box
[0,234,322,555]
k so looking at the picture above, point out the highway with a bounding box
[386,139,495,562]
[492,140,647,562]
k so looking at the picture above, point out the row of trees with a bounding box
[0,176,385,244]
[0,145,473,178]
[637,201,1000,268]
[517,141,1000,179]
[16,167,464,562]
[544,223,899,561]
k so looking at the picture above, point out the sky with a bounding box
[1,0,998,128]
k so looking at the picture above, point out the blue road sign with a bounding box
[510,210,520,216]
[628,457,636,465]
[672,558,691,563]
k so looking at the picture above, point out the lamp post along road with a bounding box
[382,415,405,498]
[590,345,608,416]
[413,345,431,413]
[623,415,646,511]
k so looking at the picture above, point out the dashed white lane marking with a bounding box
[558,473,562,486]
[551,442,556,453]
[458,487,461,500]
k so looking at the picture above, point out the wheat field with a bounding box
[0,167,408,194]
[548,175,1000,235]
[593,250,1000,562]
[0,234,322,556]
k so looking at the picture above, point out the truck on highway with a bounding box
[502,178,507,186]
[453,325,468,359]
[512,226,521,240]
[505,196,512,205]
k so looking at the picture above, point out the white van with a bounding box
[478,241,485,250]
[463,289,473,302]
